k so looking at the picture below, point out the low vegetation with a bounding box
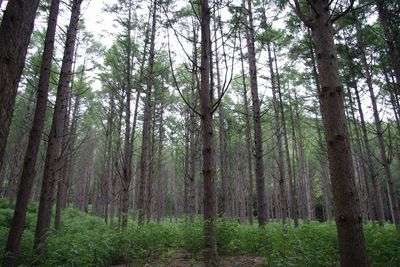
[0,199,398,266]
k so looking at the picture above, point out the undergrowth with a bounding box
[0,198,398,266]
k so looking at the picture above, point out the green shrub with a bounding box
[0,203,399,266]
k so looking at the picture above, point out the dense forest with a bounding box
[0,0,399,266]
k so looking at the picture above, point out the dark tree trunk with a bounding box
[121,2,134,228]
[239,32,254,225]
[295,0,368,265]
[0,0,40,174]
[267,41,287,224]
[200,0,218,264]
[188,23,198,220]
[213,17,228,217]
[243,0,267,226]
[274,47,298,225]
[34,0,83,253]
[138,0,157,225]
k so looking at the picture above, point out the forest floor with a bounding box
[113,250,268,267]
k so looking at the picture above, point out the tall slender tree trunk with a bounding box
[199,0,218,264]
[243,0,267,226]
[213,17,228,217]
[188,21,198,220]
[34,0,84,253]
[239,32,254,225]
[354,20,392,226]
[275,49,298,226]
[294,0,368,265]
[309,31,332,222]
[0,0,41,173]
[1,21,60,246]
[138,0,157,225]
[364,61,400,226]
[121,3,133,228]
[267,41,287,224]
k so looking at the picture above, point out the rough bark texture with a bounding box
[0,0,40,174]
[200,0,218,265]
[3,53,50,253]
[34,0,83,253]
[243,0,267,226]
[297,0,368,265]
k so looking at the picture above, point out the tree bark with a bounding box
[295,0,368,265]
[243,0,267,226]
[200,0,218,264]
[121,1,134,228]
[34,0,83,253]
[239,32,254,225]
[138,0,157,225]
[0,0,40,174]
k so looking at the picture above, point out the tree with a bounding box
[0,0,41,175]
[138,0,157,225]
[243,0,268,226]
[2,0,61,265]
[34,0,84,252]
[291,0,368,265]
[199,0,218,264]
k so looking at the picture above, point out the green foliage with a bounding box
[0,202,399,266]
[364,223,400,266]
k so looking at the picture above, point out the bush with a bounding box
[0,203,399,266]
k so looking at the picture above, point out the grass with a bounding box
[0,198,398,266]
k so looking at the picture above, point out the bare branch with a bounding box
[167,30,202,117]
[289,0,313,28]
[331,0,355,23]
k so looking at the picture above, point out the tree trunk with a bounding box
[138,0,157,225]
[239,32,254,225]
[243,0,267,226]
[0,0,40,174]
[188,21,198,220]
[200,0,218,264]
[364,58,400,226]
[34,0,83,253]
[121,2,134,228]
[267,41,287,224]
[296,0,368,265]
[213,16,228,217]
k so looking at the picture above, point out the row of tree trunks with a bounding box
[33,0,84,254]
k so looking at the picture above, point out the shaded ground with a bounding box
[113,250,267,267]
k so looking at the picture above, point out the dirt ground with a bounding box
[113,250,268,267]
